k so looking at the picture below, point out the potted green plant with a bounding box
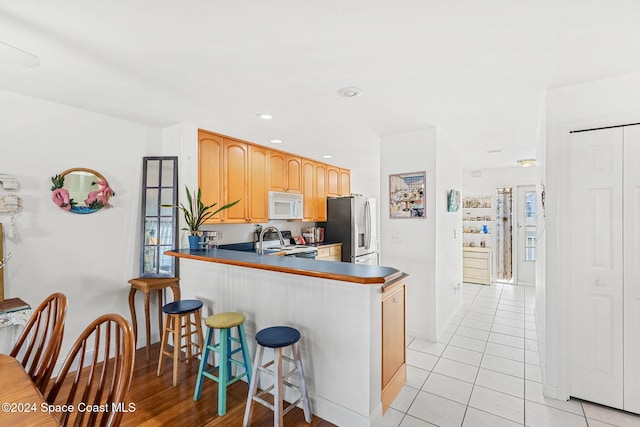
[175,186,239,250]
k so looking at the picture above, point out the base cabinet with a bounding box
[381,278,407,413]
[316,244,341,261]
[463,248,493,285]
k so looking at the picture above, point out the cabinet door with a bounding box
[198,131,224,223]
[340,169,351,196]
[286,155,302,193]
[382,281,406,412]
[223,139,249,223]
[269,151,287,192]
[249,145,269,223]
[301,159,315,221]
[327,165,340,197]
[315,162,327,221]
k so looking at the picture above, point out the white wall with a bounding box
[435,131,464,336]
[0,89,163,360]
[463,167,537,194]
[380,128,462,341]
[545,72,640,399]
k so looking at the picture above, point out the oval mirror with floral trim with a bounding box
[50,168,115,214]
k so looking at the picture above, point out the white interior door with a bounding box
[623,124,640,413]
[516,185,536,285]
[569,127,624,409]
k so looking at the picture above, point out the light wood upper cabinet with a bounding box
[327,165,340,197]
[248,145,269,222]
[340,168,351,196]
[302,159,327,221]
[315,162,327,221]
[286,156,302,193]
[198,131,224,223]
[198,129,350,224]
[223,139,249,223]
[302,159,315,221]
[269,151,301,193]
[222,139,269,223]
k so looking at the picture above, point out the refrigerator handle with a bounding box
[364,200,371,250]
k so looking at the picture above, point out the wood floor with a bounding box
[119,343,336,427]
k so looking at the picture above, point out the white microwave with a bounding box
[268,191,303,220]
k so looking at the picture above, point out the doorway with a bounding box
[495,187,513,282]
[516,185,536,285]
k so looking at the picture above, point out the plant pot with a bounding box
[188,235,203,250]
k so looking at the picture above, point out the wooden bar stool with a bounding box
[243,326,312,427]
[194,312,252,416]
[157,299,204,387]
[128,277,180,361]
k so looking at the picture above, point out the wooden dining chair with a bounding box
[10,292,67,393]
[46,313,135,427]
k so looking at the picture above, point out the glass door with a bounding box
[495,187,514,282]
[516,185,537,284]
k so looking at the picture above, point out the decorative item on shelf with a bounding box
[482,225,488,234]
[50,168,115,214]
[166,186,239,250]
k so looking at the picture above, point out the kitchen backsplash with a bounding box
[199,220,317,245]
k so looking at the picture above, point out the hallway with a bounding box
[383,282,640,426]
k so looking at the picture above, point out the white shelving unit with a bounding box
[462,195,494,249]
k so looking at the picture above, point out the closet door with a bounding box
[569,127,624,409]
[623,124,640,413]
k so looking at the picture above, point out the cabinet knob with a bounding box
[595,279,605,286]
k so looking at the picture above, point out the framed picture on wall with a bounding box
[448,189,460,212]
[389,171,426,219]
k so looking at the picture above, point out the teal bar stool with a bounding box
[243,326,312,427]
[194,311,252,416]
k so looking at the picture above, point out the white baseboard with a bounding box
[312,394,380,427]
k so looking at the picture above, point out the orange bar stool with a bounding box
[243,326,312,426]
[157,299,204,386]
[194,312,252,416]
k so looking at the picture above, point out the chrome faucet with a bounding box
[257,225,286,254]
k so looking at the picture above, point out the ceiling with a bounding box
[2,1,640,171]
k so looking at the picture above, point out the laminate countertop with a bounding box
[165,248,402,285]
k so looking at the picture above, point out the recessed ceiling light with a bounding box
[516,158,536,167]
[486,148,504,153]
[257,113,273,120]
[337,87,362,98]
[322,155,333,159]
[270,139,283,144]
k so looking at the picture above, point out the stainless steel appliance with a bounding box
[268,191,303,220]
[259,229,318,259]
[325,195,378,265]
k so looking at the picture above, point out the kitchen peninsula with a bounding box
[166,248,408,427]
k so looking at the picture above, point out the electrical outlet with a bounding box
[390,231,401,243]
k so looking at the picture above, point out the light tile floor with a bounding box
[383,282,640,427]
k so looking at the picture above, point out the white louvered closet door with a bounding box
[569,127,624,409]
[623,124,640,414]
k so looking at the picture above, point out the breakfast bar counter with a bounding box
[165,248,402,285]
[166,248,408,427]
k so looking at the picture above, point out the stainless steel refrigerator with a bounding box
[325,195,378,265]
